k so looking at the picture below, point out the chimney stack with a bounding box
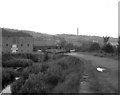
[77,28,79,35]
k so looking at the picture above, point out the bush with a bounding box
[2,53,13,62]
[52,72,80,93]
[78,42,92,52]
[49,53,64,60]
[11,77,26,94]
[17,73,46,94]
[11,56,84,94]
[43,53,49,62]
[12,71,60,94]
[2,68,19,89]
[2,58,33,68]
[22,63,49,79]
[89,42,101,51]
[102,43,114,53]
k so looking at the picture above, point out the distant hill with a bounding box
[0,28,118,47]
[56,34,118,46]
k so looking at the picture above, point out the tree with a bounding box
[103,36,110,45]
[65,43,74,50]
[58,38,67,49]
[89,42,101,51]
[102,36,115,53]
[102,43,114,53]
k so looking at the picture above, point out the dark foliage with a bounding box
[11,56,84,94]
[21,63,49,79]
[102,43,114,53]
[2,68,20,89]
[2,58,33,68]
[89,42,101,51]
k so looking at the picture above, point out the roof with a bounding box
[1,28,32,37]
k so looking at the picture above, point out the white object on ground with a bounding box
[97,67,105,72]
[70,50,75,52]
[15,77,20,80]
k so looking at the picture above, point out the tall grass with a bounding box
[11,55,84,94]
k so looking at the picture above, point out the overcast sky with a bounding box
[0,0,119,38]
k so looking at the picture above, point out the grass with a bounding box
[79,51,118,60]
[1,53,84,93]
[11,55,84,94]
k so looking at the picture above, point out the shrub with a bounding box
[79,42,92,52]
[45,66,64,85]
[50,53,64,60]
[2,58,33,68]
[11,77,26,94]
[52,72,80,93]
[2,53,13,62]
[89,42,101,51]
[17,73,46,94]
[102,43,114,53]
[11,56,84,93]
[12,72,59,94]
[22,63,49,79]
[30,54,39,62]
[43,53,49,62]
[2,68,19,89]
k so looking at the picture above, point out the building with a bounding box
[1,28,33,53]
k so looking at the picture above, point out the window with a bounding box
[27,44,29,47]
[6,44,8,47]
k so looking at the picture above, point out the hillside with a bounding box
[56,34,118,46]
[0,28,118,47]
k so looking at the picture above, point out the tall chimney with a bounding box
[77,28,79,35]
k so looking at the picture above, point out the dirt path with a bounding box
[68,52,118,93]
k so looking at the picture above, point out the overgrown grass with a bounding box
[2,68,20,89]
[11,55,84,94]
[2,53,65,90]
[2,58,33,68]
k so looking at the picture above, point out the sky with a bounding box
[0,0,119,38]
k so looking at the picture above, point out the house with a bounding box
[1,28,33,53]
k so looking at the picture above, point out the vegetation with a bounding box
[11,56,84,94]
[1,53,53,90]
[2,53,83,94]
[2,58,33,68]
[75,41,101,52]
[57,38,74,51]
[89,42,101,51]
[2,68,20,89]
[103,36,110,45]
[102,36,116,53]
[102,43,114,53]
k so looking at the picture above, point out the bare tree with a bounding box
[103,36,110,45]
